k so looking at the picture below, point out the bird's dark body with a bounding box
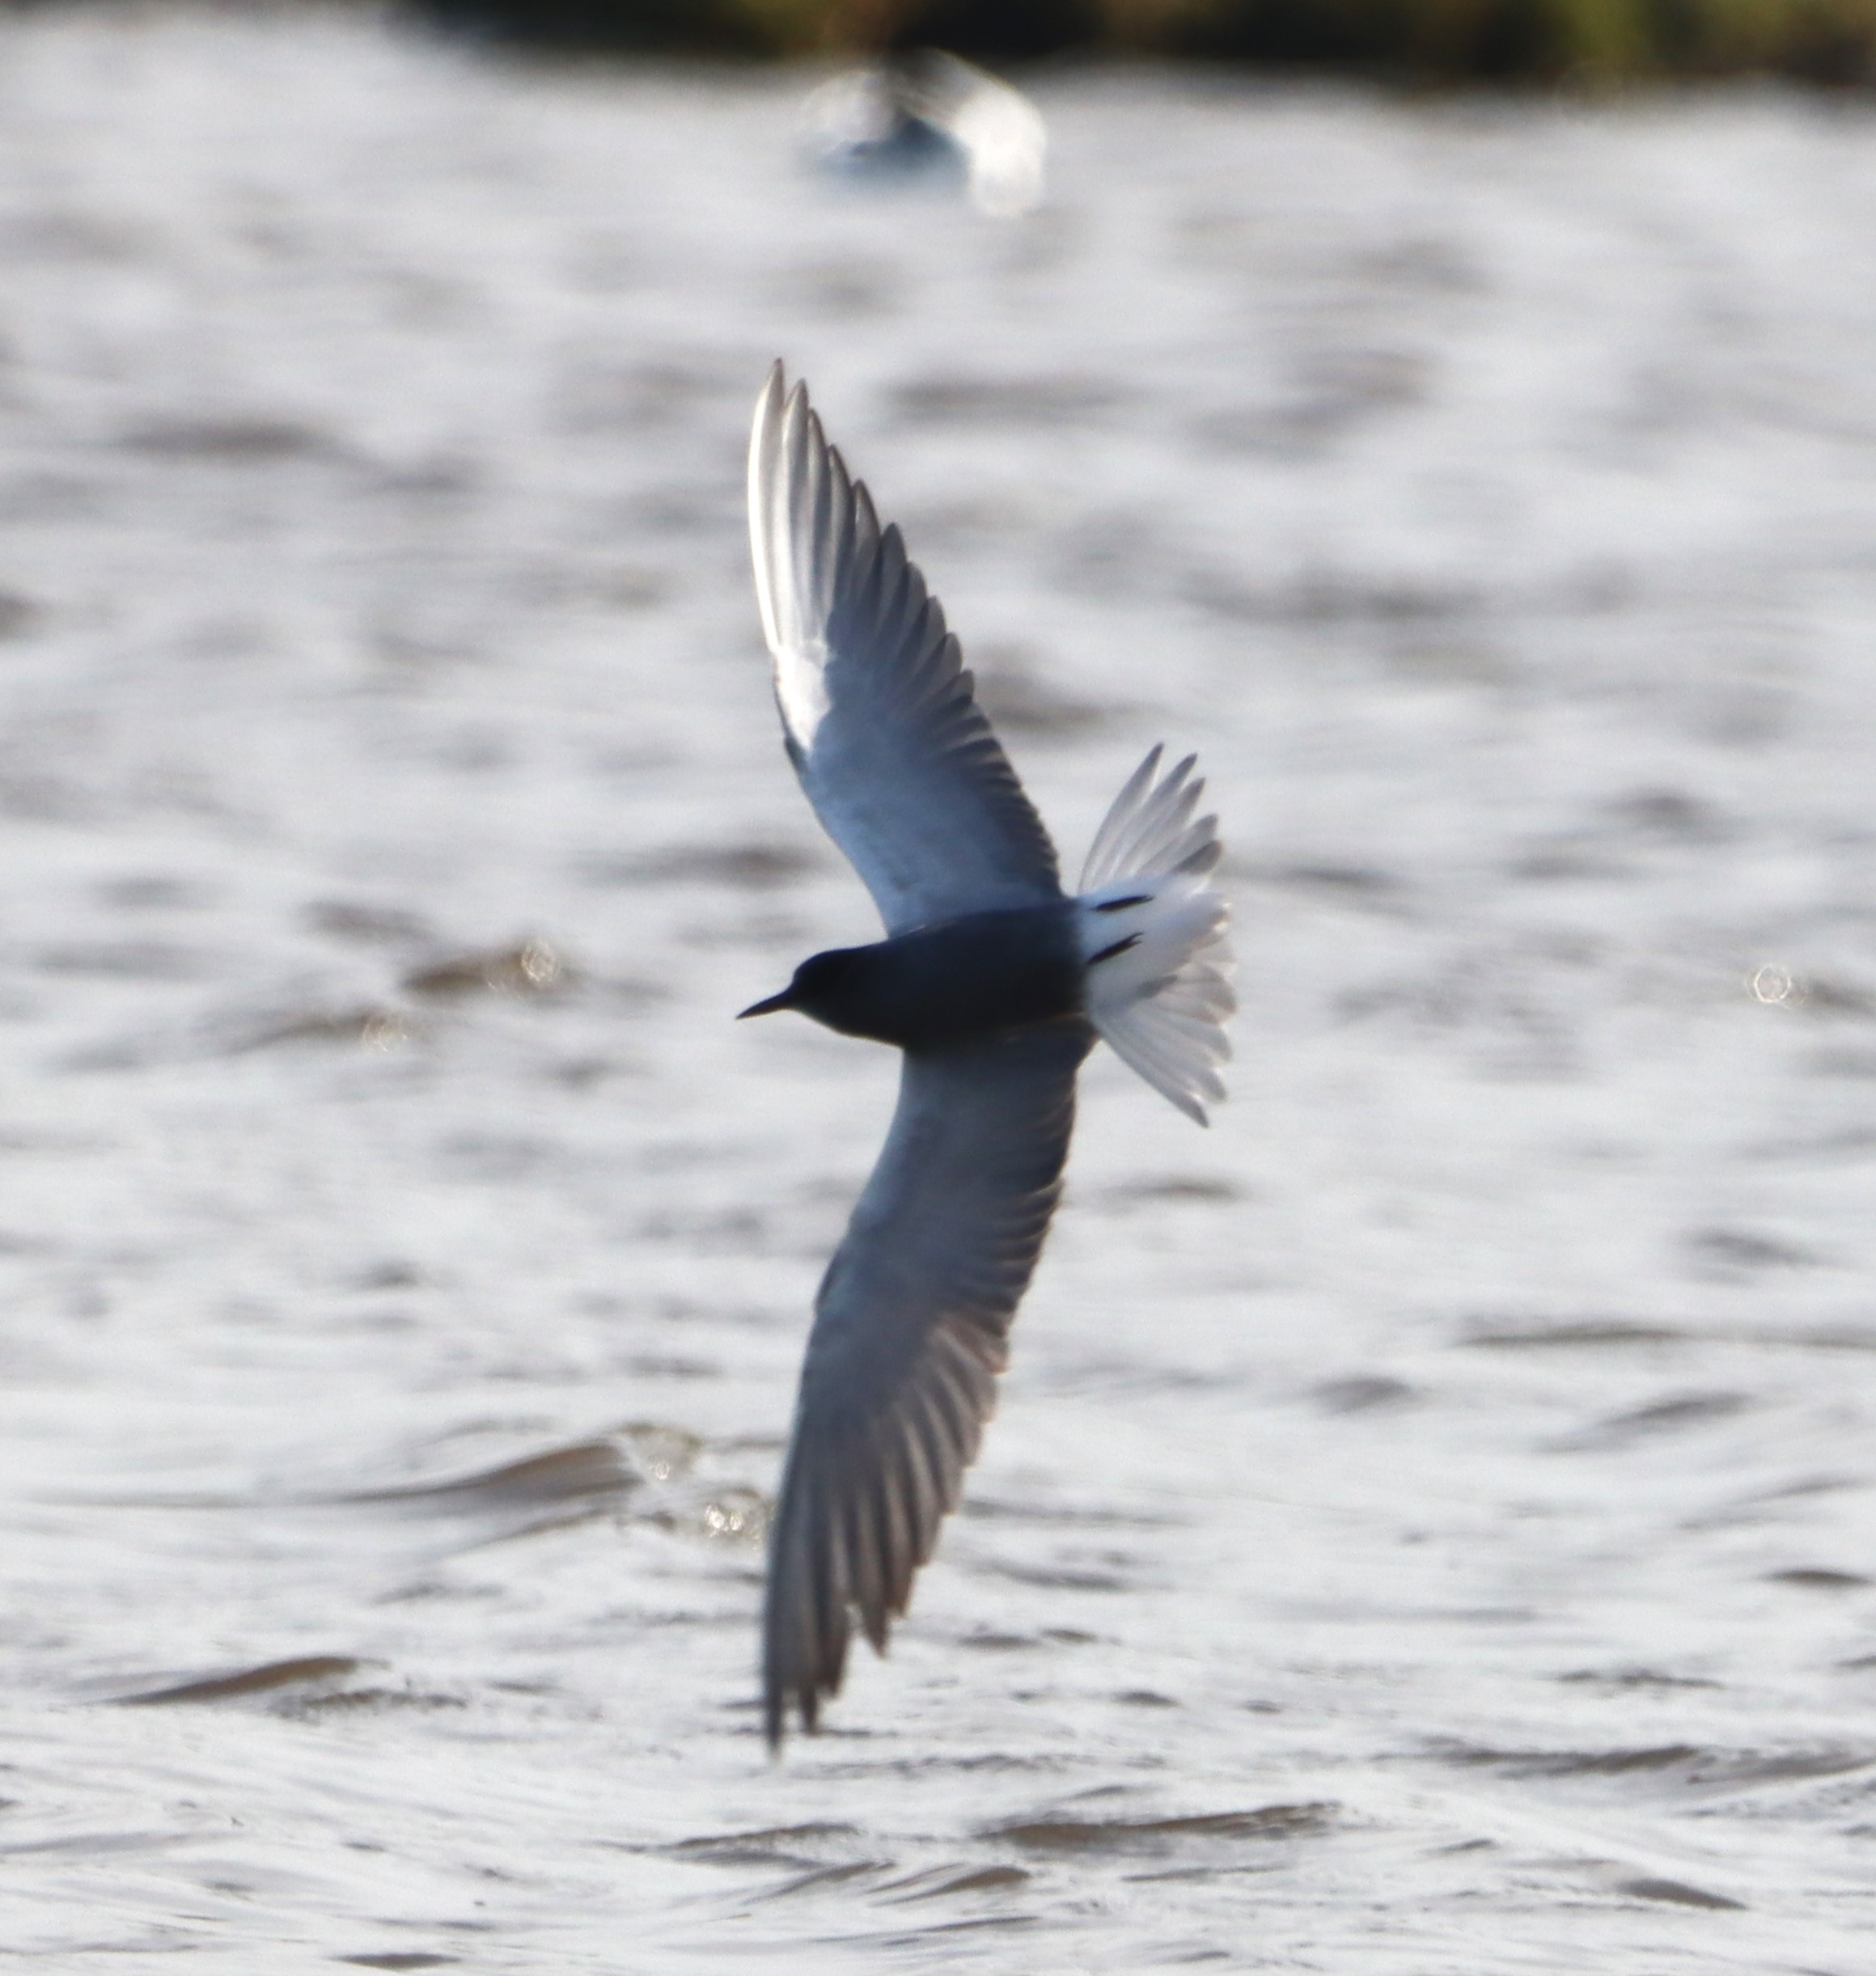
[774,903,1084,1051]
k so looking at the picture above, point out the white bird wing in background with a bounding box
[747,362,1062,933]
[761,1018,1091,1745]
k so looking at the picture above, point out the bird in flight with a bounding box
[742,364,1234,1746]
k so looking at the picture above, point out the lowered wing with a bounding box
[747,363,1062,934]
[762,1017,1093,1745]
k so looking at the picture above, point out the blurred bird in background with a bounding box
[798,48,1047,216]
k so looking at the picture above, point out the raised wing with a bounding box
[762,1018,1093,1745]
[747,363,1062,933]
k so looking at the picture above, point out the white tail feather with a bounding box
[1077,747,1234,1124]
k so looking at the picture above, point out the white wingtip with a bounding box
[748,362,843,749]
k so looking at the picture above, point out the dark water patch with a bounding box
[352,1260,426,1292]
[1115,1689,1178,1708]
[973,656,1117,741]
[1557,1391,1749,1449]
[1432,1740,1874,1788]
[980,1561,1132,1593]
[667,1822,859,1869]
[1384,639,1511,687]
[403,938,569,1000]
[73,1430,684,1531]
[1514,844,1636,882]
[1469,1315,1876,1355]
[1312,1374,1415,1414]
[1099,1174,1244,1208]
[871,1913,1043,1946]
[116,1655,366,1707]
[947,1627,1096,1657]
[33,939,211,980]
[592,975,670,1009]
[1785,1325,1876,1352]
[1744,1125,1876,1161]
[307,901,433,946]
[1728,1470,1867,1512]
[1436,1741,1699,1777]
[434,1132,559,1183]
[963,1497,1181,1529]
[1557,1668,1721,1690]
[1040,1355,1222,1397]
[232,1005,417,1052]
[987,1803,1334,1855]
[552,353,739,429]
[1190,366,1425,459]
[634,1204,769,1251]
[676,910,813,952]
[622,1352,720,1381]
[339,1956,461,1971]
[1619,1876,1745,1910]
[0,589,39,640]
[893,373,1125,426]
[625,482,738,540]
[1791,977,1876,1018]
[550,1055,625,1090]
[1332,971,1581,1051]
[581,841,819,891]
[1187,568,1479,627]
[524,561,667,612]
[341,1438,641,1516]
[95,873,213,912]
[1805,1047,1876,1078]
[0,773,91,825]
[277,1686,467,1720]
[1765,1568,1871,1590]
[0,1826,193,1860]
[373,449,482,501]
[874,1915,1041,1943]
[1600,787,1731,845]
[776,256,904,321]
[1235,859,1403,905]
[1120,1865,1289,1889]
[758,1860,891,1899]
[116,416,345,463]
[1685,1226,1823,1274]
[880,1864,1029,1903]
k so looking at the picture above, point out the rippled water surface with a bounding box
[3,8,1876,1968]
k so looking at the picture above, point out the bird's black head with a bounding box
[738,947,872,1030]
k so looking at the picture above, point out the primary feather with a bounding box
[762,1022,1090,1743]
[747,363,1061,934]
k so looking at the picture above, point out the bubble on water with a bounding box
[519,937,562,988]
[697,1487,769,1543]
[1749,964,1798,1005]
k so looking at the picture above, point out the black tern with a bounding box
[743,365,1233,1745]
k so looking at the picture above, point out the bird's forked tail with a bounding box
[1074,747,1234,1124]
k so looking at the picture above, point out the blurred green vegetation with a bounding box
[414,0,1876,80]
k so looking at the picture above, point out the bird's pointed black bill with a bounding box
[738,988,795,1019]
